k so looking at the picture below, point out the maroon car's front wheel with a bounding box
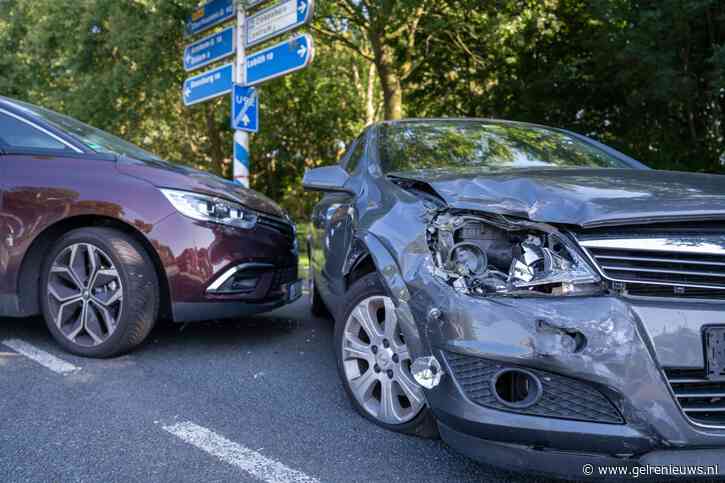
[40,227,158,358]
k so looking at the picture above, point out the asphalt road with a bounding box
[0,297,546,483]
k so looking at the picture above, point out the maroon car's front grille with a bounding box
[272,266,298,288]
[664,368,725,427]
[258,215,295,240]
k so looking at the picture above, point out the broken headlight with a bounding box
[427,212,600,296]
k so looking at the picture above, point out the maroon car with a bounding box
[0,96,301,357]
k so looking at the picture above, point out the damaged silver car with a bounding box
[304,119,725,477]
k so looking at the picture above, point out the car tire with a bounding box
[40,227,158,358]
[335,272,438,438]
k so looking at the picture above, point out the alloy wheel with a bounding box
[47,243,123,347]
[342,295,425,424]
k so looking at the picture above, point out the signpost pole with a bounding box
[233,1,250,188]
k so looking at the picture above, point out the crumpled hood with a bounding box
[391,168,725,227]
[117,156,285,217]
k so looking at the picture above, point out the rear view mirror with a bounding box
[302,166,353,193]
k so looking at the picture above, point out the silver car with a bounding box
[304,119,725,478]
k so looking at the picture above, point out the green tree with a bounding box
[316,0,435,119]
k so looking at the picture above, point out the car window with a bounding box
[7,99,162,161]
[338,137,359,169]
[0,112,72,151]
[344,134,367,174]
[379,121,632,174]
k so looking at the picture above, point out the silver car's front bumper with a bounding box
[363,229,725,475]
[399,272,725,471]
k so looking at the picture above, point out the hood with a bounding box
[117,156,285,218]
[390,168,725,228]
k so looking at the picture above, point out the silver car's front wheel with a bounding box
[341,294,425,425]
[47,243,124,347]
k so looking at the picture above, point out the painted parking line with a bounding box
[1,338,80,375]
[162,421,319,483]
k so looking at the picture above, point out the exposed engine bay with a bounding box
[426,211,601,296]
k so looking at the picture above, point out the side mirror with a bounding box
[302,166,353,193]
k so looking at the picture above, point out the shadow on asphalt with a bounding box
[135,298,334,354]
[0,297,334,356]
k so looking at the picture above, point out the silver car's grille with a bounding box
[578,235,725,299]
[665,368,725,427]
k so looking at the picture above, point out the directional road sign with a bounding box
[184,26,236,72]
[186,0,235,37]
[245,34,314,87]
[182,63,234,106]
[231,85,259,132]
[246,0,314,48]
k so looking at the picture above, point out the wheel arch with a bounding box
[344,250,377,293]
[17,215,171,320]
[351,234,407,301]
[353,232,427,360]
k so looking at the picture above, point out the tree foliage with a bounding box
[405,0,725,172]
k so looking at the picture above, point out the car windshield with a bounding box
[9,99,163,161]
[379,121,632,174]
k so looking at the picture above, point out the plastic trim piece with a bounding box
[206,262,274,293]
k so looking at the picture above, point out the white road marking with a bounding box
[162,421,319,483]
[1,338,80,375]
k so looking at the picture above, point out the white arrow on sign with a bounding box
[297,44,307,58]
[298,1,307,14]
[233,90,258,128]
[184,87,192,99]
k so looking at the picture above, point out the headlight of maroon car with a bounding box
[161,188,257,229]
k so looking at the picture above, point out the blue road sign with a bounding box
[231,85,259,133]
[245,34,314,87]
[246,0,314,48]
[184,26,235,72]
[186,0,235,37]
[183,63,234,106]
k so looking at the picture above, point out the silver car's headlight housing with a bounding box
[161,189,257,229]
[427,211,601,296]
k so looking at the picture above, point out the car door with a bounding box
[0,107,85,314]
[310,132,367,299]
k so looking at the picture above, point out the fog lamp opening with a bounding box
[492,368,542,409]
